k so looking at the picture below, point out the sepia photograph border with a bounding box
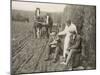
[10,0,96,75]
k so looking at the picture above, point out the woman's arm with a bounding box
[58,25,68,36]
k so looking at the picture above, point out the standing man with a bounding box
[58,19,77,64]
[45,13,53,38]
[35,8,40,18]
[33,8,41,38]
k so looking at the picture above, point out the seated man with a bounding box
[64,31,81,67]
[44,32,62,63]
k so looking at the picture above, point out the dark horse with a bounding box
[33,8,53,38]
[33,15,53,39]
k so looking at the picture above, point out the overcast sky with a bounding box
[12,1,66,12]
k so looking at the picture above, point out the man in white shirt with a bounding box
[58,19,77,64]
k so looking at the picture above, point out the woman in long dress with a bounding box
[58,19,77,64]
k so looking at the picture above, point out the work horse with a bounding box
[33,8,53,38]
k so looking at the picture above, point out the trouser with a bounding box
[33,26,37,38]
[41,26,46,38]
[46,45,62,60]
[63,34,71,58]
[49,26,52,33]
[37,28,40,38]
[65,49,81,67]
[46,27,49,38]
[46,25,52,38]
